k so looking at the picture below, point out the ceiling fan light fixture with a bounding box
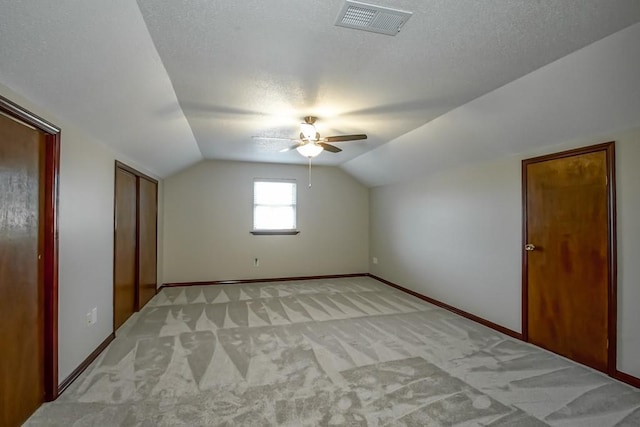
[296,143,323,158]
[300,122,317,141]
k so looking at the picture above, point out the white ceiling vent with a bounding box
[335,1,412,36]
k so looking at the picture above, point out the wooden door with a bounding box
[114,167,137,330]
[523,143,615,372]
[114,163,158,330]
[137,177,157,309]
[0,113,45,426]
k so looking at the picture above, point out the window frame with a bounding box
[250,178,300,235]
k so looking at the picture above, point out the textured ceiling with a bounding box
[1,1,640,176]
[0,0,201,176]
[342,23,640,186]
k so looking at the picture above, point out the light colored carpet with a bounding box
[26,277,640,426]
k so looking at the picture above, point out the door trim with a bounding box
[0,95,61,401]
[522,141,616,374]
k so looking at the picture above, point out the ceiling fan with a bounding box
[256,116,367,158]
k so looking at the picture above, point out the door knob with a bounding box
[525,243,536,251]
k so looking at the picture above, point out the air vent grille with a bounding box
[335,1,412,36]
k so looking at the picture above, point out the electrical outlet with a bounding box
[253,258,259,267]
[87,307,97,326]
[372,257,378,265]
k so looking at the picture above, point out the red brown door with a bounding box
[114,163,158,330]
[0,113,45,426]
[523,143,614,372]
[137,177,157,309]
[114,167,137,330]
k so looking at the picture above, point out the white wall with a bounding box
[370,156,522,330]
[163,160,369,283]
[369,126,640,378]
[0,83,163,383]
[616,128,640,377]
[56,124,116,381]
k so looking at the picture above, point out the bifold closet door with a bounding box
[137,177,157,309]
[114,167,137,330]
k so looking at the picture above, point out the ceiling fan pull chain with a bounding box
[308,157,312,188]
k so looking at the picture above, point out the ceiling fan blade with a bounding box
[319,142,342,153]
[252,136,298,141]
[323,134,367,143]
[280,143,302,153]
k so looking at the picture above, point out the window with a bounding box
[252,179,298,234]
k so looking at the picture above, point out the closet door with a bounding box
[0,112,45,427]
[114,162,158,332]
[114,167,137,330]
[138,177,157,309]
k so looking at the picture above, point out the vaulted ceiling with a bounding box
[1,1,640,179]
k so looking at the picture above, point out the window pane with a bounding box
[254,181,295,205]
[254,206,296,229]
